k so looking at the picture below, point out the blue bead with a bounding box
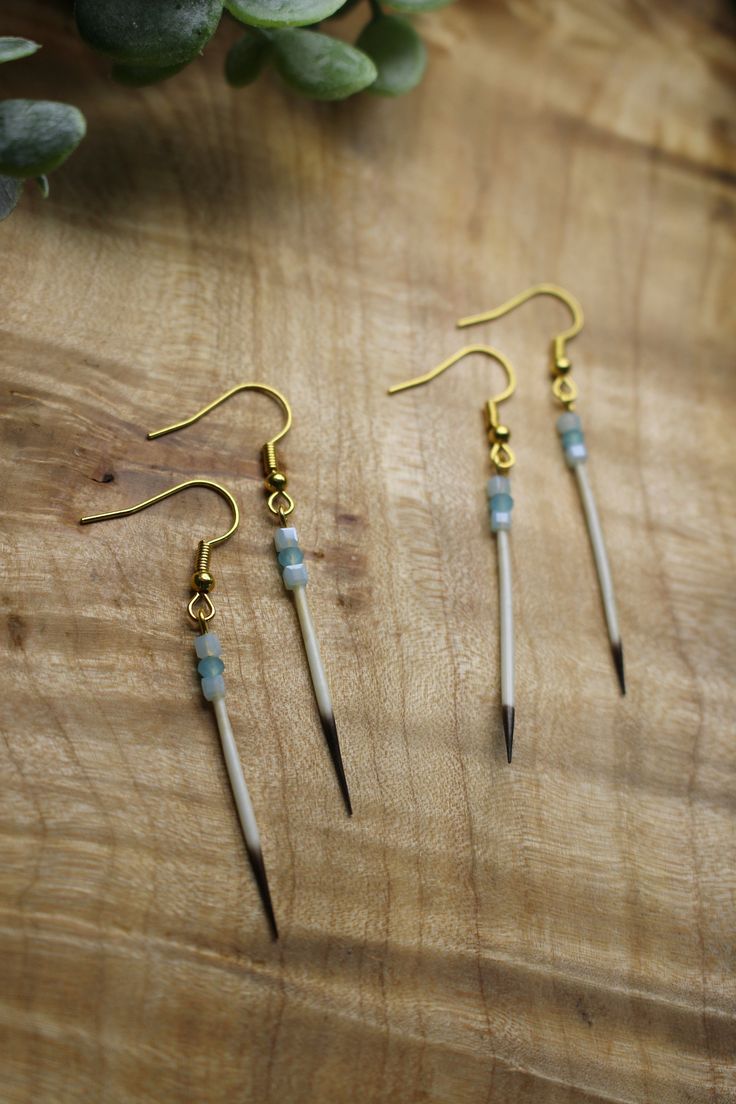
[490,511,512,532]
[283,562,308,589]
[562,429,585,448]
[487,475,511,498]
[195,632,221,659]
[201,674,225,702]
[278,546,304,568]
[198,656,224,678]
[274,526,299,552]
[557,412,582,435]
[489,492,513,512]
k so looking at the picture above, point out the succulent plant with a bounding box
[1,0,453,219]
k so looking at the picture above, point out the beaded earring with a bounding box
[388,345,519,762]
[458,285,626,694]
[147,384,352,814]
[80,479,278,939]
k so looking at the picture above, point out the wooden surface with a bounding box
[1,2,735,1101]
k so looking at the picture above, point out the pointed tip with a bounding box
[502,705,515,763]
[320,712,353,816]
[247,844,279,940]
[611,641,626,695]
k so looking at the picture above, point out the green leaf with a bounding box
[225,28,271,86]
[272,29,376,99]
[111,60,190,85]
[0,175,22,220]
[225,0,345,28]
[0,100,86,178]
[386,0,453,11]
[356,14,425,95]
[0,37,41,64]
[75,0,223,66]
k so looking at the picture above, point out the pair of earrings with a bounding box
[81,385,352,940]
[389,284,625,764]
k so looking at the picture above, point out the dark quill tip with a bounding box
[611,641,626,696]
[502,705,515,763]
[247,845,279,940]
[320,712,353,816]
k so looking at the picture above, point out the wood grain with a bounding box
[1,1,735,1101]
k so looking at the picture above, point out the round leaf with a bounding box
[0,100,86,178]
[356,15,425,96]
[386,0,453,10]
[0,175,22,220]
[75,0,223,66]
[0,37,41,64]
[111,60,189,85]
[225,0,345,27]
[272,29,376,100]
[225,29,271,86]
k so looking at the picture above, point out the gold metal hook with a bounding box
[388,344,517,470]
[457,283,584,376]
[146,383,295,519]
[147,382,292,448]
[80,479,240,624]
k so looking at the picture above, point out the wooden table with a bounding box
[2,2,734,1100]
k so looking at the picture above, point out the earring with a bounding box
[458,285,625,694]
[389,345,518,762]
[80,479,278,939]
[147,384,352,815]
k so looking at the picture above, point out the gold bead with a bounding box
[192,570,216,593]
[555,357,572,374]
[265,470,287,492]
[494,425,510,442]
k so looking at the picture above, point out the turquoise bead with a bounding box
[278,546,304,568]
[198,655,224,678]
[562,429,585,448]
[489,492,513,512]
[487,475,511,498]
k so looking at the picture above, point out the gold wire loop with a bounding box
[388,344,517,472]
[491,442,515,470]
[268,489,295,518]
[552,374,578,407]
[189,591,216,624]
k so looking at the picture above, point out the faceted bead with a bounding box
[490,510,512,532]
[197,656,225,678]
[201,674,225,702]
[557,411,582,435]
[195,632,221,659]
[278,546,304,568]
[487,475,511,499]
[561,429,585,448]
[274,526,299,552]
[282,563,308,589]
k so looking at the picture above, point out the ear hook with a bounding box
[81,479,240,624]
[388,344,517,470]
[146,383,294,517]
[457,283,584,379]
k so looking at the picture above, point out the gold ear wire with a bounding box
[81,478,240,624]
[147,383,295,518]
[388,344,517,470]
[457,284,584,406]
